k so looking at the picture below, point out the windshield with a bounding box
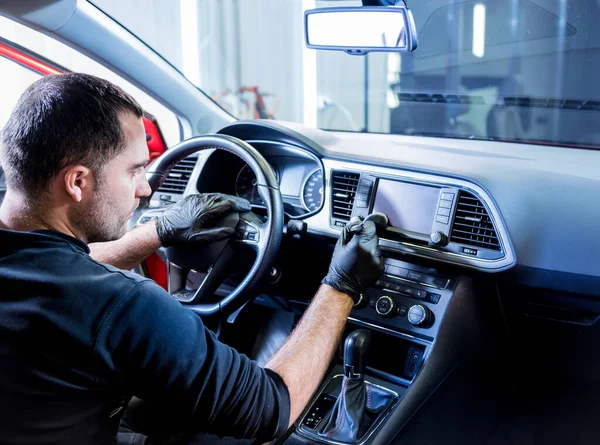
[92,0,600,150]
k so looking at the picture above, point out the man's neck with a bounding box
[0,191,83,241]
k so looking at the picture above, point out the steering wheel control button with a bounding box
[375,296,396,317]
[408,305,433,327]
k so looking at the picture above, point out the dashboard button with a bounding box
[437,207,451,216]
[441,192,455,201]
[407,271,423,282]
[427,293,441,304]
[386,265,409,278]
[415,289,427,299]
[397,305,408,317]
[421,274,449,288]
[355,199,368,208]
[436,215,450,224]
[439,200,452,209]
[402,286,416,296]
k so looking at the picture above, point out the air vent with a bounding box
[450,191,501,251]
[331,171,360,222]
[156,156,198,194]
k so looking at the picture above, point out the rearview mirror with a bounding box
[304,6,418,55]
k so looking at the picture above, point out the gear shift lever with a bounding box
[344,329,371,379]
[318,329,396,444]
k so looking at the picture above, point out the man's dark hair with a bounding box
[0,73,143,199]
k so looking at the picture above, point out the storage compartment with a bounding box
[340,326,426,380]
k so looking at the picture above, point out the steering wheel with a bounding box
[135,135,284,317]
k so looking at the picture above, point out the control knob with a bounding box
[430,231,448,247]
[375,296,396,317]
[407,304,433,327]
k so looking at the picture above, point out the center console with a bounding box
[276,167,507,445]
[284,256,459,445]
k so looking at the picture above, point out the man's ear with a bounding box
[63,165,94,202]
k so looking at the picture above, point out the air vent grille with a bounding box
[450,191,501,251]
[156,156,198,194]
[331,171,360,222]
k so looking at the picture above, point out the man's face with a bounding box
[71,112,151,243]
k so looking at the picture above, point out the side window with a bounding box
[0,15,181,149]
[0,57,42,128]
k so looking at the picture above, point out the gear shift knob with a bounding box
[344,329,371,378]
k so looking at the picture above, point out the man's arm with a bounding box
[266,284,352,426]
[89,193,251,269]
[267,217,384,427]
[97,216,382,442]
[89,221,161,270]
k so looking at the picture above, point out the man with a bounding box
[0,73,383,444]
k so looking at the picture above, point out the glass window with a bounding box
[0,15,181,148]
[0,58,42,128]
[92,0,600,150]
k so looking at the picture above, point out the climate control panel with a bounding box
[350,258,456,342]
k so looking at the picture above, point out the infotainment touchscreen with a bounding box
[372,179,440,235]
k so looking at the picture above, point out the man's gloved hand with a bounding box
[322,216,384,303]
[155,193,251,247]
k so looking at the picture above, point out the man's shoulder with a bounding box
[0,228,166,309]
[72,249,168,306]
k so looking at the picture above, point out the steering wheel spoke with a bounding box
[168,243,235,304]
[143,135,284,317]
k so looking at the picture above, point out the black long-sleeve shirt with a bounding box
[0,229,290,444]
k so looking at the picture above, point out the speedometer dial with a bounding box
[301,168,324,212]
[235,164,278,206]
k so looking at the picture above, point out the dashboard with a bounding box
[150,123,516,273]
[147,119,600,295]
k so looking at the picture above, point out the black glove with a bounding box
[155,193,251,246]
[322,216,384,303]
